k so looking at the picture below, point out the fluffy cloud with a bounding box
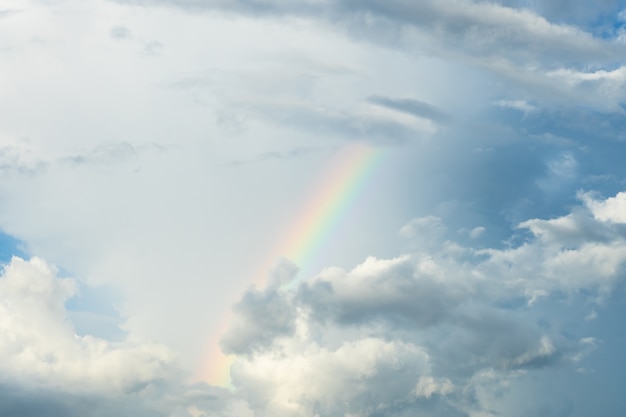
[0,256,236,417]
[582,190,626,224]
[0,257,174,392]
[219,190,626,416]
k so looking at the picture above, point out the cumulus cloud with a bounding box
[217,189,626,416]
[232,338,436,417]
[582,190,626,224]
[0,256,237,417]
[0,257,173,390]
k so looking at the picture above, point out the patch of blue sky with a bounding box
[589,7,626,39]
[0,231,124,339]
[562,292,626,416]
[65,283,126,341]
[529,0,626,34]
[0,232,125,342]
[495,287,626,416]
[0,231,27,264]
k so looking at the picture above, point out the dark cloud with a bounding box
[220,282,298,355]
[0,383,163,417]
[368,96,450,123]
[299,256,461,328]
[246,99,426,145]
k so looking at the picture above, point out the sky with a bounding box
[1,0,626,416]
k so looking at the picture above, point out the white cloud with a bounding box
[400,216,448,249]
[469,226,486,239]
[415,376,454,399]
[496,99,536,113]
[582,190,626,224]
[0,256,240,417]
[233,337,432,417]
[0,257,173,392]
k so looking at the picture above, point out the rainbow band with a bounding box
[203,143,385,386]
[274,143,384,282]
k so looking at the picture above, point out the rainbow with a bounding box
[267,143,384,284]
[202,142,385,386]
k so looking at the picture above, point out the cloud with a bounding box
[141,40,164,56]
[110,25,133,39]
[113,0,626,65]
[60,141,139,169]
[110,0,626,114]
[229,146,333,166]
[217,189,626,416]
[496,99,536,114]
[0,257,174,392]
[0,141,49,177]
[469,226,485,239]
[415,376,454,399]
[368,96,450,123]
[399,216,448,247]
[238,97,434,145]
[220,286,297,356]
[232,338,437,417]
[0,256,240,417]
[0,141,148,179]
[494,0,625,28]
[582,190,626,224]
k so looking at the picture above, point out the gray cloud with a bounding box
[299,255,462,328]
[243,98,428,145]
[0,9,21,19]
[221,260,299,355]
[0,141,168,178]
[368,96,450,123]
[60,141,139,168]
[229,146,333,167]
[220,286,297,355]
[111,0,626,117]
[112,0,626,67]
[0,383,163,417]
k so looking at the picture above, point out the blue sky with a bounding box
[1,1,626,416]
[0,231,26,262]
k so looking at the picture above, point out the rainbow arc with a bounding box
[204,142,385,386]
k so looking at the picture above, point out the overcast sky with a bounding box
[1,1,626,416]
